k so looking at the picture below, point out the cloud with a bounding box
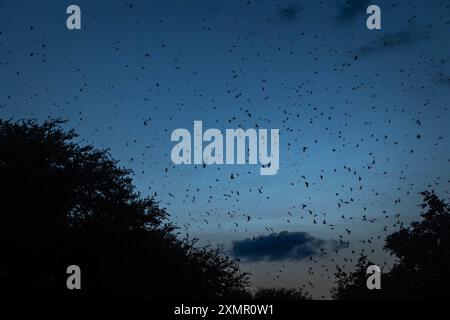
[232,231,348,262]
[355,26,426,57]
[277,4,301,21]
[265,4,302,24]
[336,0,369,23]
[433,72,450,86]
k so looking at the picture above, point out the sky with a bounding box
[0,0,449,298]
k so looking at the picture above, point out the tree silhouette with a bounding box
[332,191,450,299]
[0,119,250,299]
[331,254,384,300]
[254,287,310,301]
[384,191,450,299]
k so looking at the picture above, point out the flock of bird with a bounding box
[0,0,449,298]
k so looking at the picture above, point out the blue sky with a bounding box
[1,0,449,298]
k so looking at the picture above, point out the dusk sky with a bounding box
[1,0,449,298]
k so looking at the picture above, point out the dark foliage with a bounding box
[331,254,384,300]
[254,287,310,301]
[0,119,250,299]
[332,191,450,299]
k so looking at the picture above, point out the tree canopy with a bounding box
[332,191,450,299]
[0,119,250,299]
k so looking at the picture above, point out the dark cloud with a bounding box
[232,231,348,262]
[277,4,301,21]
[355,26,425,57]
[433,72,450,86]
[336,0,369,23]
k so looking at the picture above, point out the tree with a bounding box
[0,119,250,299]
[384,191,450,299]
[331,254,384,300]
[332,191,450,299]
[254,287,310,301]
